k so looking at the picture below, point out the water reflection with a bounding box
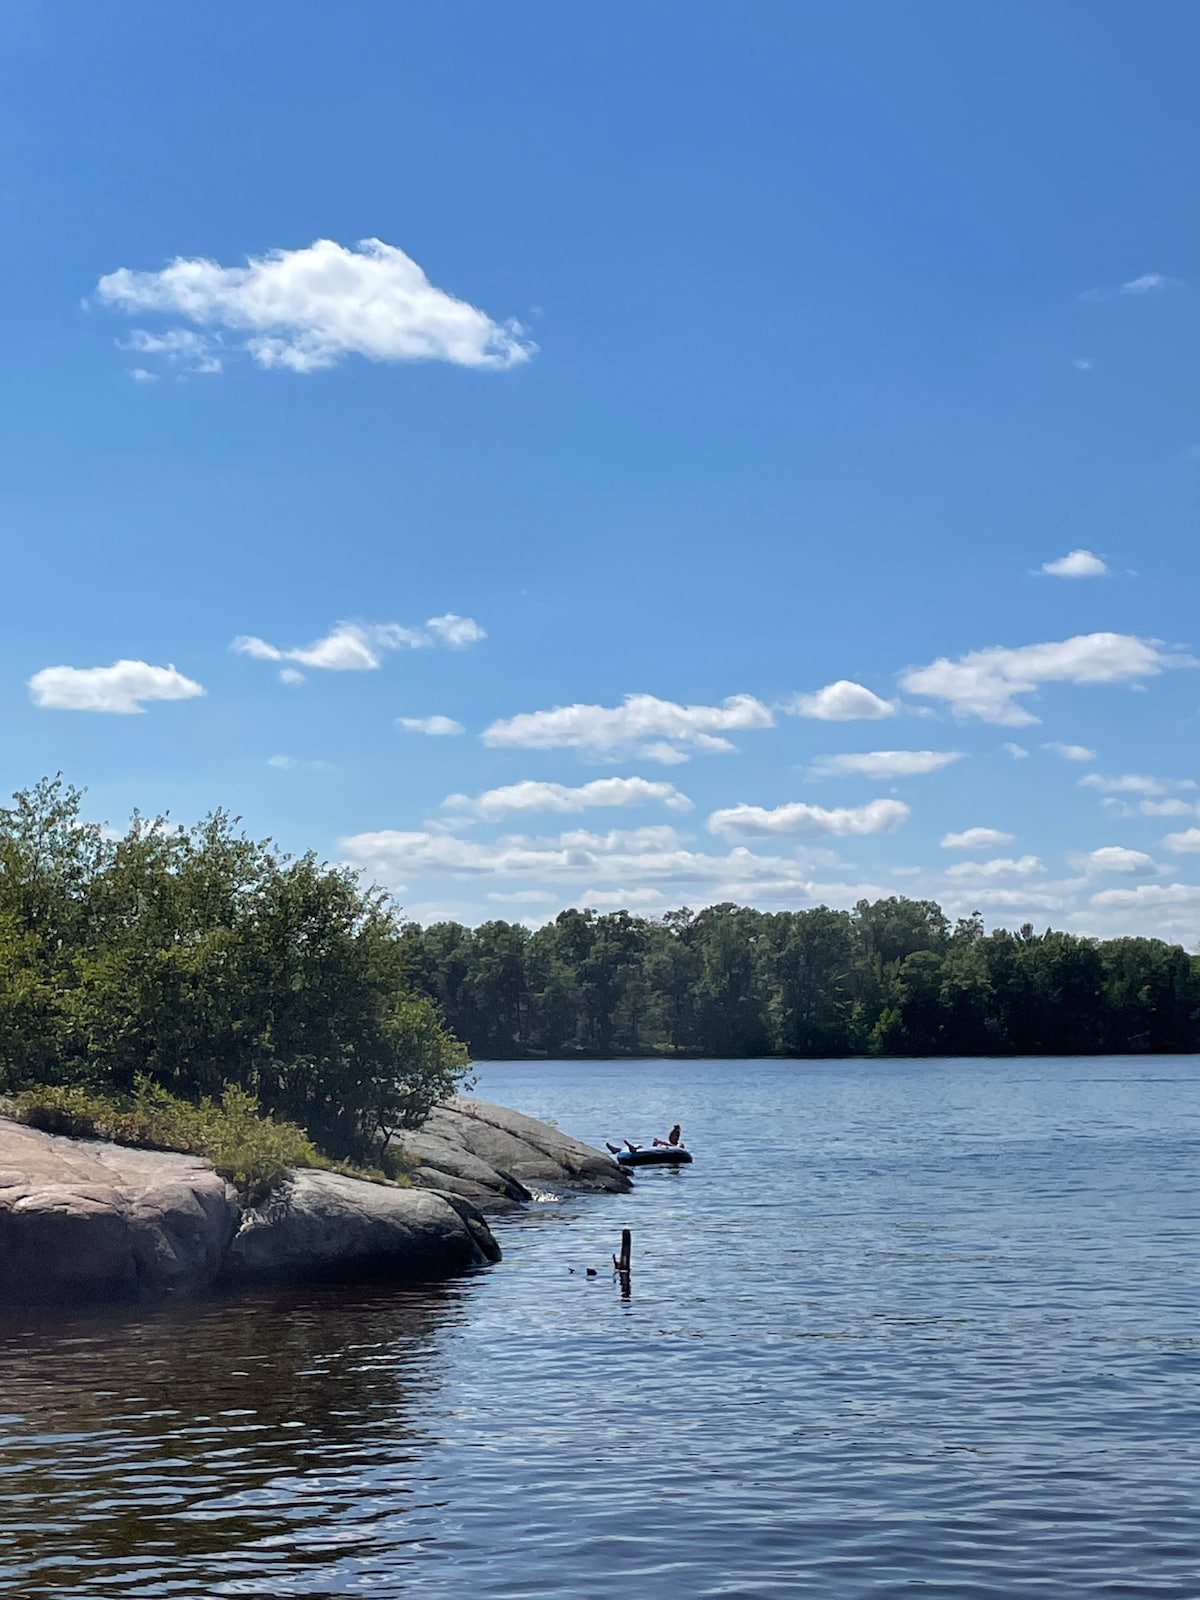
[0,1057,1198,1599]
[0,1281,470,1597]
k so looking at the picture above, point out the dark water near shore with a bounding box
[1,1055,1198,1598]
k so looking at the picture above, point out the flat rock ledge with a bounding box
[0,1098,627,1307]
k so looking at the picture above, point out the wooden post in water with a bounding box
[613,1228,632,1275]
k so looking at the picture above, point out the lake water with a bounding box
[1,1056,1198,1598]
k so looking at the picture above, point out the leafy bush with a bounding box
[0,777,469,1162]
[15,1080,322,1204]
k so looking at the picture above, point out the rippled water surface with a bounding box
[2,1056,1199,1598]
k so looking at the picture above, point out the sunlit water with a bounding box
[1,1056,1198,1598]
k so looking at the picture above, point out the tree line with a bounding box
[0,779,467,1162]
[399,899,1200,1059]
[4,774,1195,1140]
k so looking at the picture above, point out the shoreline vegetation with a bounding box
[3,772,1197,1215]
[0,778,470,1194]
[401,902,1200,1061]
[5,1082,406,1203]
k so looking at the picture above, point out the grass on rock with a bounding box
[11,1080,410,1204]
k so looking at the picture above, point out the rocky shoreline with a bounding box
[0,1096,630,1307]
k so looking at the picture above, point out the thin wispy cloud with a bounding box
[900,633,1191,726]
[808,750,962,780]
[397,716,466,736]
[118,327,223,375]
[1081,772,1197,798]
[232,616,485,683]
[1081,271,1180,302]
[96,238,535,376]
[268,755,333,771]
[28,660,204,714]
[1121,272,1176,295]
[1044,742,1096,761]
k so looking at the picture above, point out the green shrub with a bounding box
[0,777,470,1157]
[14,1079,324,1204]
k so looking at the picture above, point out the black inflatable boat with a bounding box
[616,1147,693,1167]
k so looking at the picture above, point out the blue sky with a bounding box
[4,1,1200,940]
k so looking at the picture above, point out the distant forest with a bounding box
[399,899,1200,1059]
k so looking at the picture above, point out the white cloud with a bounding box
[1100,799,1136,819]
[96,237,534,375]
[1141,798,1197,817]
[575,886,670,909]
[28,659,204,714]
[708,798,909,840]
[1121,272,1174,295]
[233,615,485,673]
[1080,846,1158,875]
[445,777,693,820]
[941,827,1015,850]
[808,750,962,780]
[340,821,881,912]
[950,887,1073,914]
[343,825,676,880]
[638,741,690,765]
[129,367,159,384]
[481,692,774,764]
[945,855,1045,879]
[487,890,558,905]
[900,632,1188,725]
[1162,827,1200,853]
[1003,743,1030,759]
[424,614,486,648]
[787,680,896,720]
[1081,772,1196,798]
[1091,882,1200,909]
[1039,549,1109,579]
[267,755,332,771]
[118,327,223,375]
[279,667,305,687]
[1082,273,1179,303]
[1073,358,1093,371]
[1044,742,1096,761]
[398,715,466,737]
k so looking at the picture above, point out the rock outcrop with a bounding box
[0,1120,241,1303]
[225,1170,501,1284]
[0,1096,627,1307]
[397,1096,632,1208]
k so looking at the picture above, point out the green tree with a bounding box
[0,779,468,1161]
